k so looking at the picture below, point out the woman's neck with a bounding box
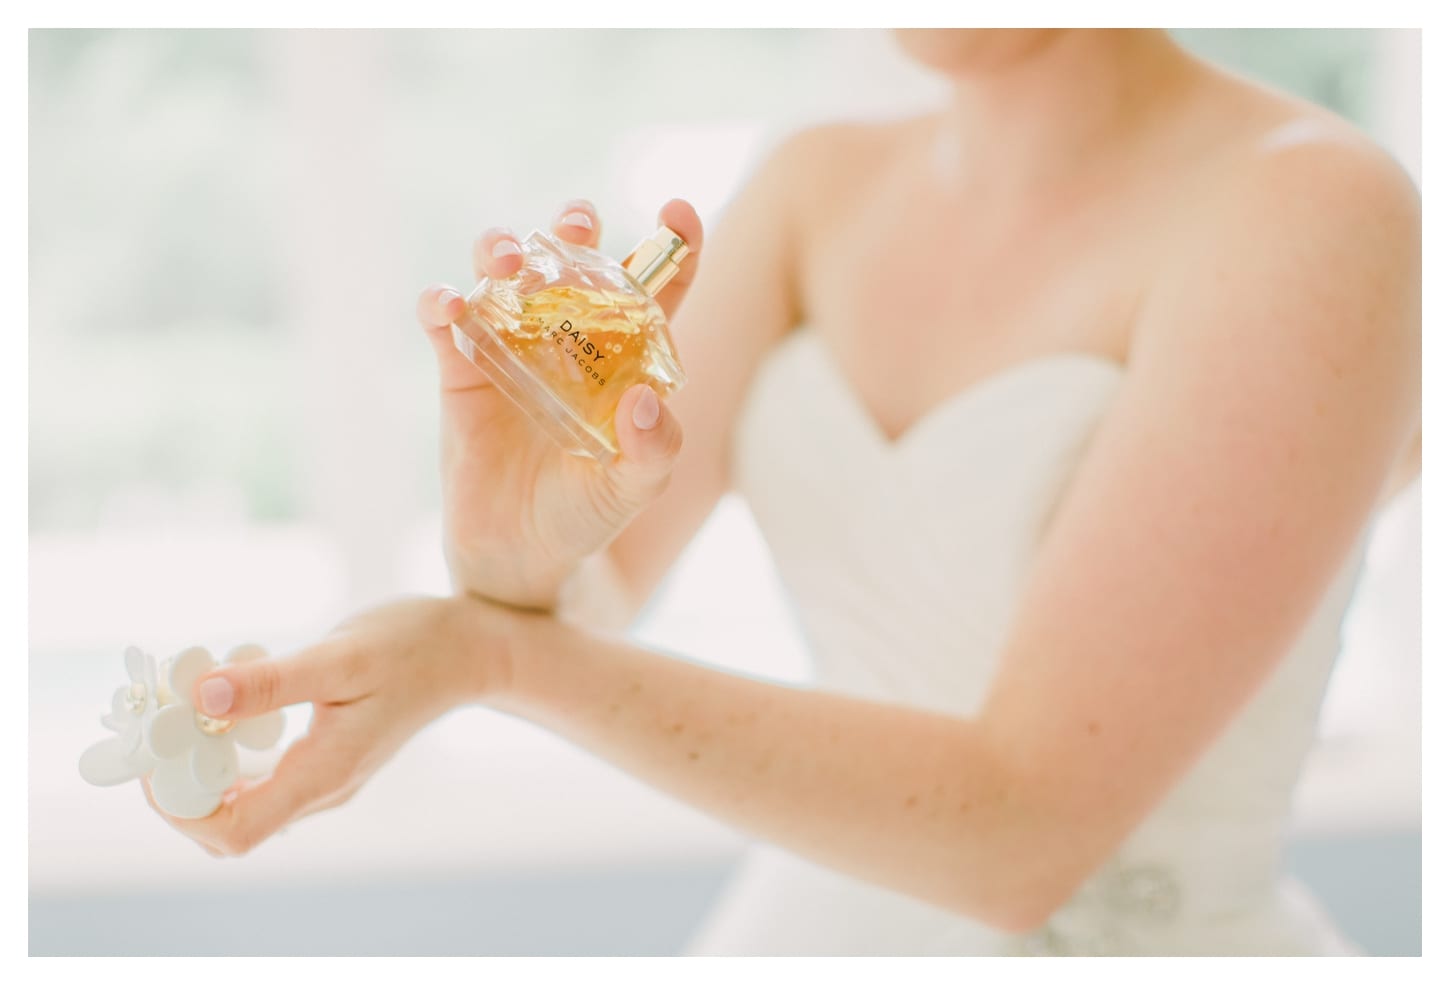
[931,30,1202,199]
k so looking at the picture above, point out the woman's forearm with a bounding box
[486,613,1065,934]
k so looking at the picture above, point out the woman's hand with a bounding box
[141,595,514,857]
[419,197,703,610]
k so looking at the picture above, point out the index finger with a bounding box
[650,198,704,321]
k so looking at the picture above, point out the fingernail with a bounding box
[491,239,522,258]
[439,289,464,319]
[632,387,660,430]
[200,677,234,717]
[560,211,593,230]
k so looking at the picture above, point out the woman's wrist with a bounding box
[451,589,558,712]
[442,550,642,715]
[447,543,641,633]
[444,541,572,614]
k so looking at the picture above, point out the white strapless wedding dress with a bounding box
[682,329,1369,956]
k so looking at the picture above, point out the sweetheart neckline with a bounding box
[786,330,1126,451]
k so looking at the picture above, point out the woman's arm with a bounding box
[485,132,1422,931]
[492,615,1048,932]
[559,125,833,629]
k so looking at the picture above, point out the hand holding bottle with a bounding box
[416,198,702,610]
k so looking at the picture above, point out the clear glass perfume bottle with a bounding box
[450,224,690,463]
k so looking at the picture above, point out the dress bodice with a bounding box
[689,328,1367,955]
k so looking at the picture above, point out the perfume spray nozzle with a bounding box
[623,225,690,297]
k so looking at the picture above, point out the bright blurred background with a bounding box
[29,29,1422,956]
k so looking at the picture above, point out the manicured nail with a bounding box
[491,239,522,258]
[200,677,234,717]
[560,211,593,230]
[632,387,660,430]
[439,289,465,319]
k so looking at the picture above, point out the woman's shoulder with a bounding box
[1161,69,1419,306]
[1144,69,1420,365]
[748,115,922,205]
[1143,71,1420,476]
[759,113,924,162]
[1184,70,1419,244]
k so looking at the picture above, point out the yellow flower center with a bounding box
[194,711,235,736]
[124,682,147,715]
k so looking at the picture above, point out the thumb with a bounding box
[192,642,349,721]
[608,384,684,499]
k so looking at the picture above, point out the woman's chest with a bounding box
[795,169,1166,442]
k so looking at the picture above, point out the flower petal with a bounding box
[108,687,131,724]
[151,758,223,819]
[124,741,160,777]
[167,646,215,706]
[117,718,143,755]
[124,645,147,684]
[79,736,142,786]
[231,711,285,751]
[146,703,198,760]
[226,643,268,664]
[191,736,240,793]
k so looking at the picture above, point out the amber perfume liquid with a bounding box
[451,226,688,463]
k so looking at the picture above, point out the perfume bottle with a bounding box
[450,224,690,463]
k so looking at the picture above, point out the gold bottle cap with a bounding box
[623,225,690,297]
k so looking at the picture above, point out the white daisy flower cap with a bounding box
[79,644,287,820]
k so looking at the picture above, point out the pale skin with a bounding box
[146,30,1421,932]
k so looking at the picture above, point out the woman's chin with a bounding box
[890,28,1067,78]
